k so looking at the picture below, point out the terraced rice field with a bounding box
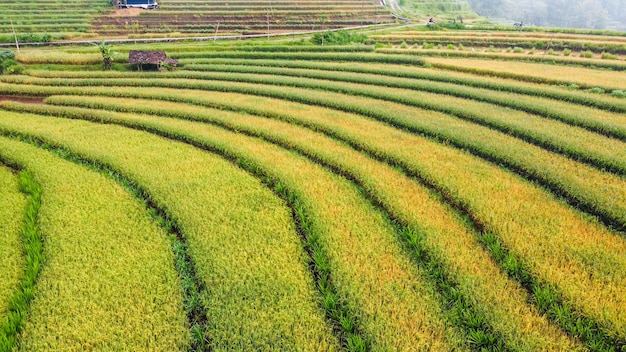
[0,30,625,351]
[0,0,394,42]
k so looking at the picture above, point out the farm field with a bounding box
[0,0,394,42]
[0,27,625,351]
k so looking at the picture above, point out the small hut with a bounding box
[128,50,178,71]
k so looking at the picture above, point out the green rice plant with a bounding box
[27,96,587,351]
[563,48,572,56]
[0,136,189,351]
[601,52,619,60]
[423,42,435,49]
[580,50,595,58]
[400,41,408,49]
[611,90,626,98]
[447,44,456,50]
[587,87,606,94]
[514,47,524,53]
[529,47,536,54]
[0,108,465,351]
[0,167,27,350]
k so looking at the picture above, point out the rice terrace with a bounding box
[0,0,625,350]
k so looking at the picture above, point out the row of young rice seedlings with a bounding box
[1,110,342,351]
[173,64,626,160]
[4,74,624,232]
[0,136,190,351]
[21,94,595,351]
[9,83,626,347]
[175,58,626,113]
[0,165,29,351]
[0,107,471,351]
[422,57,626,91]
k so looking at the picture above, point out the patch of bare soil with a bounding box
[0,95,45,104]
[112,8,143,17]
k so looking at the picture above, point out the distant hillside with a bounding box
[467,0,626,31]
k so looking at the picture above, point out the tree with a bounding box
[93,40,117,70]
[0,49,16,74]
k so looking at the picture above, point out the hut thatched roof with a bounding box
[128,50,178,65]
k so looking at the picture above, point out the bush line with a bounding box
[0,166,42,352]
[0,117,363,352]
[0,133,211,351]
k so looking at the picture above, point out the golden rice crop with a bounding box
[33,95,585,351]
[0,136,189,351]
[31,87,626,340]
[425,57,626,90]
[0,111,340,351]
[0,166,25,323]
[0,109,465,351]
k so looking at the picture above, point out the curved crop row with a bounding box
[0,166,28,351]
[0,136,188,351]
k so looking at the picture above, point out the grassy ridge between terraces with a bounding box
[0,137,189,351]
[0,109,470,351]
[0,167,27,349]
[13,97,590,350]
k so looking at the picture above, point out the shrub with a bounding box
[611,90,626,98]
[601,52,618,60]
[0,49,16,74]
[580,50,594,58]
[587,87,605,94]
[311,31,367,45]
